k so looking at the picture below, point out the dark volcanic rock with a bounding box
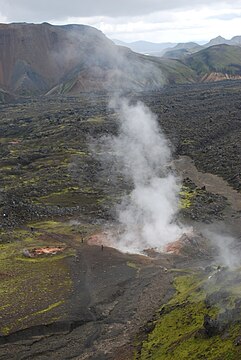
[180,178,227,222]
[234,336,241,346]
[142,82,241,191]
[203,314,222,337]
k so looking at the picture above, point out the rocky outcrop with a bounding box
[201,72,241,82]
[0,88,15,103]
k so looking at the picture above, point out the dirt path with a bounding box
[0,242,176,359]
[174,156,241,211]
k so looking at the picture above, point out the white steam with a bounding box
[109,98,184,253]
[204,230,241,270]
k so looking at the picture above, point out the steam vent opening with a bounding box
[85,98,241,264]
[86,98,188,255]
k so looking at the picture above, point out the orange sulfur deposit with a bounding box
[164,239,184,255]
[23,246,65,258]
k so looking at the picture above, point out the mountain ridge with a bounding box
[113,35,241,57]
[1,23,241,97]
[0,22,169,95]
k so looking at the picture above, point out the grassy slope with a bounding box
[185,44,241,75]
[0,224,74,335]
[151,57,197,84]
[136,269,241,360]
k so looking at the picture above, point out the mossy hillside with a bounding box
[148,57,197,84]
[136,270,241,360]
[28,220,101,246]
[0,226,75,336]
[36,187,104,208]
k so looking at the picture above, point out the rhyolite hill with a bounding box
[0,22,167,95]
[1,23,241,98]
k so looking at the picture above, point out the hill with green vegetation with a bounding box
[162,42,203,60]
[184,44,241,77]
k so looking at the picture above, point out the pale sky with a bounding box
[0,0,241,43]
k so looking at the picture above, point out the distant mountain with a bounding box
[112,39,176,55]
[231,36,241,45]
[162,42,203,59]
[0,23,170,95]
[0,23,200,95]
[204,35,230,47]
[184,44,241,81]
[162,48,190,60]
[171,42,202,51]
[204,35,241,47]
[115,36,241,58]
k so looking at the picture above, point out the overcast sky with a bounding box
[0,0,241,43]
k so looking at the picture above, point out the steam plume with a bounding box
[108,98,184,253]
[204,229,241,270]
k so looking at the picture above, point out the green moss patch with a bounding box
[86,116,105,124]
[0,227,74,336]
[179,186,196,209]
[37,188,99,207]
[136,270,241,360]
[29,219,100,239]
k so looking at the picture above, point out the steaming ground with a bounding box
[91,98,240,266]
[101,98,186,253]
[204,229,241,270]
